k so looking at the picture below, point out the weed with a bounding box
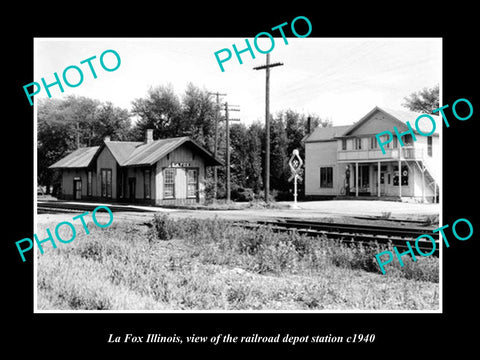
[424,214,439,227]
[380,211,392,219]
[37,216,439,311]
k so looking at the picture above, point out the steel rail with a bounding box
[233,220,439,255]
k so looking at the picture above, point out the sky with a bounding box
[34,37,441,127]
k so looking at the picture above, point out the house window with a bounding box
[341,139,347,150]
[393,166,409,186]
[87,170,92,196]
[354,138,362,150]
[399,134,413,146]
[370,137,378,149]
[101,169,112,198]
[380,134,391,149]
[144,168,151,199]
[428,136,433,157]
[320,167,333,188]
[187,169,198,198]
[393,136,398,148]
[163,168,175,198]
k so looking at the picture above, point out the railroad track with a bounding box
[234,218,439,255]
[37,206,85,214]
[37,202,157,214]
[38,202,439,255]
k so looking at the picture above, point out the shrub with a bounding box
[150,214,177,240]
[148,215,439,282]
[231,186,255,202]
[424,214,439,227]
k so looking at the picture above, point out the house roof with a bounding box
[49,136,223,169]
[303,125,351,143]
[303,106,441,143]
[342,106,441,137]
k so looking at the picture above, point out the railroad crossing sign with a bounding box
[288,149,303,207]
[288,149,303,182]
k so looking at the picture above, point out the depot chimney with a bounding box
[145,129,154,144]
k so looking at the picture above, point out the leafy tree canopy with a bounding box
[402,84,439,113]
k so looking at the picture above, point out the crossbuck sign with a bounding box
[288,149,303,206]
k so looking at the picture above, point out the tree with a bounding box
[91,102,132,143]
[266,110,330,196]
[131,84,183,140]
[402,84,439,113]
[37,95,132,194]
[229,123,249,188]
[245,122,263,193]
[281,109,327,159]
[180,83,216,149]
[131,83,217,149]
[37,117,76,195]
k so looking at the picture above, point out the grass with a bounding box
[155,199,290,211]
[37,214,439,311]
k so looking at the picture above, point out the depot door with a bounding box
[73,179,82,200]
[128,178,136,201]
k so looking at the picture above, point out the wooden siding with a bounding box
[96,146,118,199]
[347,110,406,136]
[305,141,341,196]
[57,142,213,205]
[60,169,88,199]
[155,144,206,205]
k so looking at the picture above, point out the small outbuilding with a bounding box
[49,129,223,205]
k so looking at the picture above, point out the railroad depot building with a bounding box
[49,130,223,205]
[304,107,441,202]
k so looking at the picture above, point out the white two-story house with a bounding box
[304,106,441,202]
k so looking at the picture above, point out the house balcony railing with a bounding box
[337,146,424,162]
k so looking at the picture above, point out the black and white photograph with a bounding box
[6,7,478,355]
[33,37,442,312]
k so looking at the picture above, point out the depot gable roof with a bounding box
[49,136,223,169]
[49,146,100,169]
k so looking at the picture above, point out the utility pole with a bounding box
[224,102,240,202]
[253,53,284,202]
[208,91,226,200]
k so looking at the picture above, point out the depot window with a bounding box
[144,168,151,199]
[187,169,198,198]
[163,168,175,199]
[101,169,112,198]
[87,170,93,196]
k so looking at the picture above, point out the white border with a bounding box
[33,37,443,314]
